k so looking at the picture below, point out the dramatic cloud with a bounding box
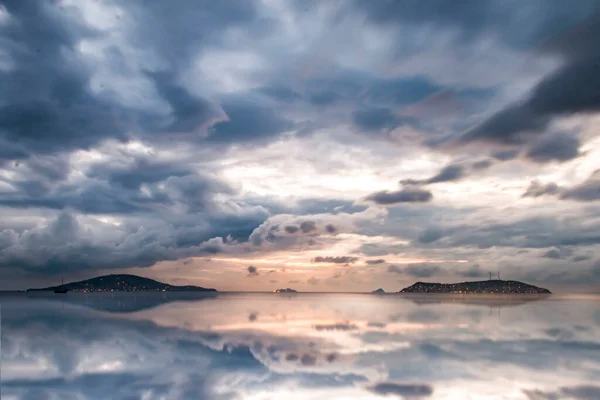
[459,10,600,145]
[352,108,402,132]
[524,385,600,400]
[0,212,237,273]
[1,0,600,291]
[561,170,600,201]
[365,187,433,205]
[522,181,562,198]
[401,164,464,185]
[525,133,581,163]
[522,171,600,201]
[312,256,359,264]
[542,248,573,260]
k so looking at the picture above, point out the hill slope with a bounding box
[27,274,217,293]
[400,280,551,294]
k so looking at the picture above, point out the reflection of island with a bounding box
[27,274,217,293]
[273,288,298,293]
[399,293,551,308]
[400,280,551,294]
[27,292,219,313]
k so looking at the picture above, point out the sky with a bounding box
[1,0,600,292]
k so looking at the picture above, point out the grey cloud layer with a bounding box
[366,187,433,205]
[459,8,600,147]
[522,171,600,201]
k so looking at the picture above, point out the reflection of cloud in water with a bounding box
[369,382,433,398]
[313,322,358,331]
[1,293,599,399]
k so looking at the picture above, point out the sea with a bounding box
[1,292,599,400]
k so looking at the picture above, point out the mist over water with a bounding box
[1,293,600,399]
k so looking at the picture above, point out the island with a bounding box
[371,288,385,294]
[273,288,297,293]
[26,274,217,293]
[399,279,551,294]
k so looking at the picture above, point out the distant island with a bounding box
[400,280,551,294]
[273,288,297,293]
[372,288,385,294]
[27,274,217,293]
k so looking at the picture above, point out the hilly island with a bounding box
[27,274,217,293]
[400,279,551,294]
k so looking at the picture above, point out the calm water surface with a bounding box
[1,293,600,399]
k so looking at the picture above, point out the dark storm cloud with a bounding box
[247,265,259,277]
[459,9,600,145]
[522,181,562,198]
[0,168,234,215]
[561,170,600,201]
[131,0,260,63]
[492,149,520,161]
[87,157,193,190]
[417,227,445,244]
[145,74,295,145]
[351,0,597,50]
[299,71,443,113]
[284,225,300,234]
[471,159,493,170]
[300,220,317,233]
[542,248,573,260]
[0,212,241,273]
[368,382,433,398]
[401,164,465,186]
[573,255,592,262]
[325,224,337,234]
[0,1,130,159]
[352,108,401,132]
[300,354,317,366]
[524,385,600,400]
[422,164,465,184]
[207,97,294,144]
[257,86,302,103]
[312,256,359,264]
[522,171,600,201]
[525,133,581,163]
[0,0,293,168]
[411,215,600,250]
[143,70,222,134]
[365,187,433,205]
